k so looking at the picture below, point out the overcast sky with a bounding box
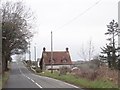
[5,0,119,61]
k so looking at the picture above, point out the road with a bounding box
[4,61,82,89]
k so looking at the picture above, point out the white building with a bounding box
[39,47,73,70]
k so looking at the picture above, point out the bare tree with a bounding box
[78,43,87,61]
[88,39,94,61]
[78,39,95,61]
[2,1,34,72]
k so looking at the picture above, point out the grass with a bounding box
[2,71,10,88]
[39,70,118,89]
[1,63,11,89]
[0,74,2,90]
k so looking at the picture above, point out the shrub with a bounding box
[26,60,31,67]
[74,65,118,85]
[95,66,118,85]
[36,67,42,73]
[59,66,70,75]
[74,68,98,81]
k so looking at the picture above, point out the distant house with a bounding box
[39,47,72,70]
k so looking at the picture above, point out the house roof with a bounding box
[42,49,72,65]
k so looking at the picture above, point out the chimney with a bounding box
[66,47,69,52]
[43,47,46,52]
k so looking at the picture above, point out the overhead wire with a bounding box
[40,0,102,46]
[33,0,103,50]
[53,0,102,32]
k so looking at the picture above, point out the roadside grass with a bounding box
[2,71,10,88]
[1,63,11,89]
[39,70,118,89]
[0,75,2,90]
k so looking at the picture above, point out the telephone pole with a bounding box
[29,39,31,65]
[51,31,53,73]
[34,43,37,67]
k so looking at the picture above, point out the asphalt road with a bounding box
[4,61,82,89]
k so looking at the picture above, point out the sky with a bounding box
[3,0,120,61]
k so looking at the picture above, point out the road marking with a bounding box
[19,62,78,88]
[17,62,43,88]
[24,74,42,88]
[35,82,43,88]
[26,76,30,80]
[34,74,79,88]
[31,79,35,83]
[64,82,79,88]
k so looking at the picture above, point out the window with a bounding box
[61,59,67,63]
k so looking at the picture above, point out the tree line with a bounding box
[2,1,34,72]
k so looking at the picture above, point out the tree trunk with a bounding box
[112,48,116,69]
[5,57,8,71]
[2,55,5,73]
[2,53,10,72]
[107,53,112,68]
[39,58,43,71]
[108,59,111,68]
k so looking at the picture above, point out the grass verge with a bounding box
[39,71,118,89]
[0,74,2,90]
[1,63,11,89]
[2,71,10,88]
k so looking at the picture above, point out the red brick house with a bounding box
[39,47,72,70]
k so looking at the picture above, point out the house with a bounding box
[39,47,72,70]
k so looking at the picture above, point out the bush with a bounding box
[36,67,42,73]
[59,66,71,75]
[26,60,31,67]
[74,68,98,81]
[95,66,118,85]
[74,65,119,84]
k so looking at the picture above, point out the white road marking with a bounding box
[31,79,35,83]
[35,82,43,88]
[23,74,42,88]
[34,74,79,88]
[26,76,31,80]
[17,62,43,88]
[64,82,79,88]
[18,62,78,89]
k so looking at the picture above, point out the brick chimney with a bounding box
[43,47,46,52]
[66,47,69,52]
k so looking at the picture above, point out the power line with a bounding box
[35,0,102,49]
[54,0,102,32]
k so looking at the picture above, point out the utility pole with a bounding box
[29,39,31,65]
[51,31,53,73]
[34,43,36,67]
